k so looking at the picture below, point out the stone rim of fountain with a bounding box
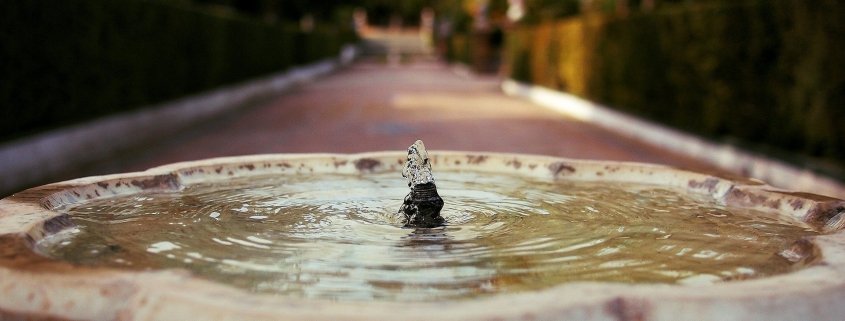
[1,151,844,320]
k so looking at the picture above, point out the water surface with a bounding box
[37,172,816,301]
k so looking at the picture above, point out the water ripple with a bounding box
[36,172,816,302]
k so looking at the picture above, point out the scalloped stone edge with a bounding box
[1,151,844,320]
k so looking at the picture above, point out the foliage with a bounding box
[504,0,845,174]
[0,0,356,141]
[520,0,581,24]
[191,0,436,26]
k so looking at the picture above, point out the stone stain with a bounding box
[129,174,179,190]
[790,199,805,210]
[688,178,721,194]
[354,158,381,172]
[549,162,576,177]
[466,155,488,165]
[605,297,648,321]
[726,188,781,210]
[277,162,292,168]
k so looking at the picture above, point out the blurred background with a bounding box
[1,0,843,197]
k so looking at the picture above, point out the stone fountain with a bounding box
[1,141,844,320]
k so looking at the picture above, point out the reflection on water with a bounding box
[36,172,817,301]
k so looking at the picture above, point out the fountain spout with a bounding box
[400,140,445,228]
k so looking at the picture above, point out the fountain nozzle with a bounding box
[400,140,445,228]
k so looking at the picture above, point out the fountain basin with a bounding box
[1,151,844,320]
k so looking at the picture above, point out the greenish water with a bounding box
[36,172,816,301]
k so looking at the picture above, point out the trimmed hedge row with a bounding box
[0,0,356,141]
[505,0,845,173]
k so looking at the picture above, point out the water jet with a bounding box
[399,140,445,228]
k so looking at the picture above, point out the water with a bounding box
[36,171,817,302]
[403,139,435,186]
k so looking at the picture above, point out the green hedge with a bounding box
[505,0,845,175]
[0,0,356,142]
